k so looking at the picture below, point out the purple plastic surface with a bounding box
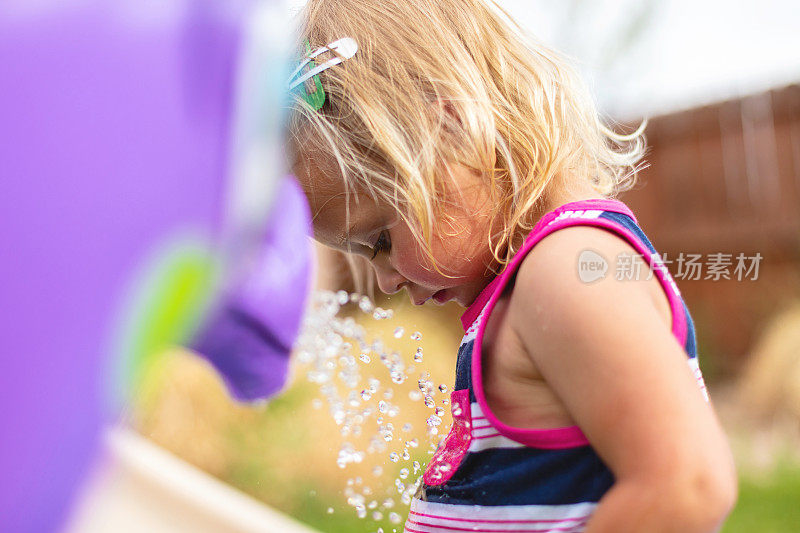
[0,1,311,530]
[193,174,313,401]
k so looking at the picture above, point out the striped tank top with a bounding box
[405,198,708,533]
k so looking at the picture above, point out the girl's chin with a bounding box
[432,288,468,307]
[432,289,450,305]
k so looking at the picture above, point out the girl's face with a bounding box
[293,151,500,307]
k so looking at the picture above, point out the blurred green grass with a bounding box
[723,459,800,533]
[298,459,800,533]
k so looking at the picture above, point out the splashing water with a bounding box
[294,289,452,530]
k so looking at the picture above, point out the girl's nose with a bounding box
[373,263,407,295]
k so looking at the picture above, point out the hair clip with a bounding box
[287,37,358,111]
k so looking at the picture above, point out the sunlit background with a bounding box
[2,0,798,532]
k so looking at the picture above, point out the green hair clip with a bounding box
[287,37,358,111]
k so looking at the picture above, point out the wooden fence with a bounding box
[620,84,800,375]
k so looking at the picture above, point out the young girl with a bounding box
[287,0,737,531]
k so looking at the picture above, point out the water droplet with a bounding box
[357,295,372,312]
[295,289,455,524]
[333,408,346,425]
[374,307,393,320]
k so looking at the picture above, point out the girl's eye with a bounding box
[370,230,391,260]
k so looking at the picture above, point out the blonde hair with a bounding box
[287,0,645,297]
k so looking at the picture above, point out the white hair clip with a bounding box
[287,37,358,98]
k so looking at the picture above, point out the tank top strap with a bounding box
[461,198,689,350]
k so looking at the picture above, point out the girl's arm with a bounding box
[509,226,737,533]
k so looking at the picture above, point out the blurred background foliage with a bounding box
[127,1,800,530]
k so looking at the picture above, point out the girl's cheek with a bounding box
[394,221,476,284]
[390,237,444,284]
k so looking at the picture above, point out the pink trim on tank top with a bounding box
[423,389,473,486]
[461,199,638,330]
[461,198,687,449]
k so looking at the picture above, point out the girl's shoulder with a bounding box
[506,220,673,350]
[494,197,672,345]
[501,218,735,521]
